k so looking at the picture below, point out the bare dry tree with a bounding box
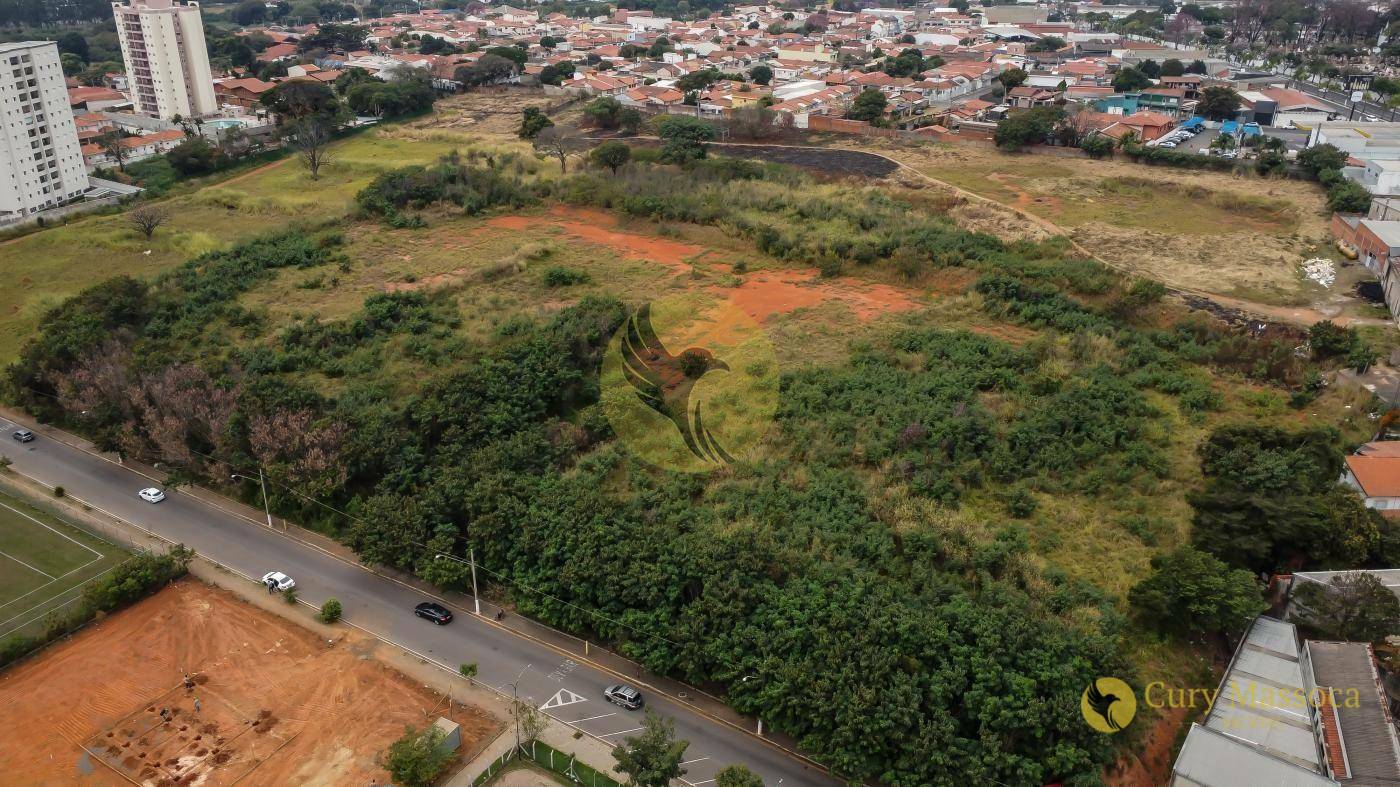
[127,204,169,239]
[289,119,335,180]
[97,129,130,172]
[532,125,582,173]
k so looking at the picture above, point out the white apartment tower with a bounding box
[0,42,89,220]
[113,0,217,120]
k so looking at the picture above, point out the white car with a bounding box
[138,487,166,503]
[262,571,295,592]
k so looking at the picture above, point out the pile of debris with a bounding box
[1302,257,1336,288]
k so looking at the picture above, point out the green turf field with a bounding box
[0,492,128,640]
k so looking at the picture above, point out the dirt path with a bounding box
[713,140,1383,329]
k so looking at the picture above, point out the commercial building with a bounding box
[113,0,217,120]
[0,42,90,221]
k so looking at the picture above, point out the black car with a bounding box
[12,429,33,443]
[414,601,453,624]
[604,684,644,710]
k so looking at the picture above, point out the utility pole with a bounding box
[258,467,273,529]
[469,547,481,616]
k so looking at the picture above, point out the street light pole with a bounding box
[231,471,274,529]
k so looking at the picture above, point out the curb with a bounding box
[0,411,833,780]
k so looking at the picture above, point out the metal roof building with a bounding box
[1170,616,1400,786]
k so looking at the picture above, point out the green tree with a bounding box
[1081,134,1116,159]
[1197,85,1242,119]
[613,712,689,787]
[647,36,673,58]
[385,725,452,787]
[319,598,342,623]
[1328,179,1373,213]
[1256,149,1288,176]
[1129,547,1264,639]
[56,31,89,62]
[60,53,84,77]
[997,67,1028,90]
[655,115,715,163]
[1295,572,1400,643]
[518,106,554,139]
[455,54,517,87]
[749,64,773,85]
[583,96,624,129]
[233,0,267,24]
[715,764,765,787]
[1139,59,1161,78]
[261,80,341,124]
[1111,66,1152,92]
[590,140,631,174]
[994,106,1064,150]
[1297,144,1347,177]
[1161,58,1185,76]
[845,88,888,122]
[166,137,224,176]
[1187,59,1208,73]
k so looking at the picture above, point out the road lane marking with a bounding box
[680,757,709,765]
[569,712,616,724]
[541,688,588,710]
[0,430,838,782]
[599,727,643,738]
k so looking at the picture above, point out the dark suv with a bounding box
[604,684,644,710]
[414,601,453,624]
[12,429,33,442]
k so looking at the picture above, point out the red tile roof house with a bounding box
[81,129,186,171]
[214,78,278,110]
[1006,85,1057,108]
[1343,447,1400,516]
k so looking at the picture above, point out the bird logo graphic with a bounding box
[1081,677,1137,734]
[600,297,778,473]
[619,303,735,464]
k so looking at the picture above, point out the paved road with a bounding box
[0,416,837,787]
[1274,75,1397,121]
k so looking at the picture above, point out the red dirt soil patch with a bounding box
[486,206,704,272]
[0,580,501,786]
[1106,704,1191,787]
[716,268,921,323]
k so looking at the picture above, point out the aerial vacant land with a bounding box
[0,579,501,786]
[855,138,1372,316]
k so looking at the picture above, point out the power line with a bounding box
[168,443,689,650]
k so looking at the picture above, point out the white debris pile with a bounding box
[1302,257,1336,288]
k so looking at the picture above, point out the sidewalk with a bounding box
[444,718,626,787]
[0,406,821,772]
[0,465,621,787]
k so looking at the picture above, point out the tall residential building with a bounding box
[113,0,217,120]
[0,42,89,220]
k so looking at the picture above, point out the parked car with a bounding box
[261,571,295,592]
[138,487,166,503]
[1159,142,1176,148]
[12,429,33,442]
[604,684,644,710]
[414,601,453,624]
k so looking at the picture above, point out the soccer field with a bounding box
[0,493,128,641]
